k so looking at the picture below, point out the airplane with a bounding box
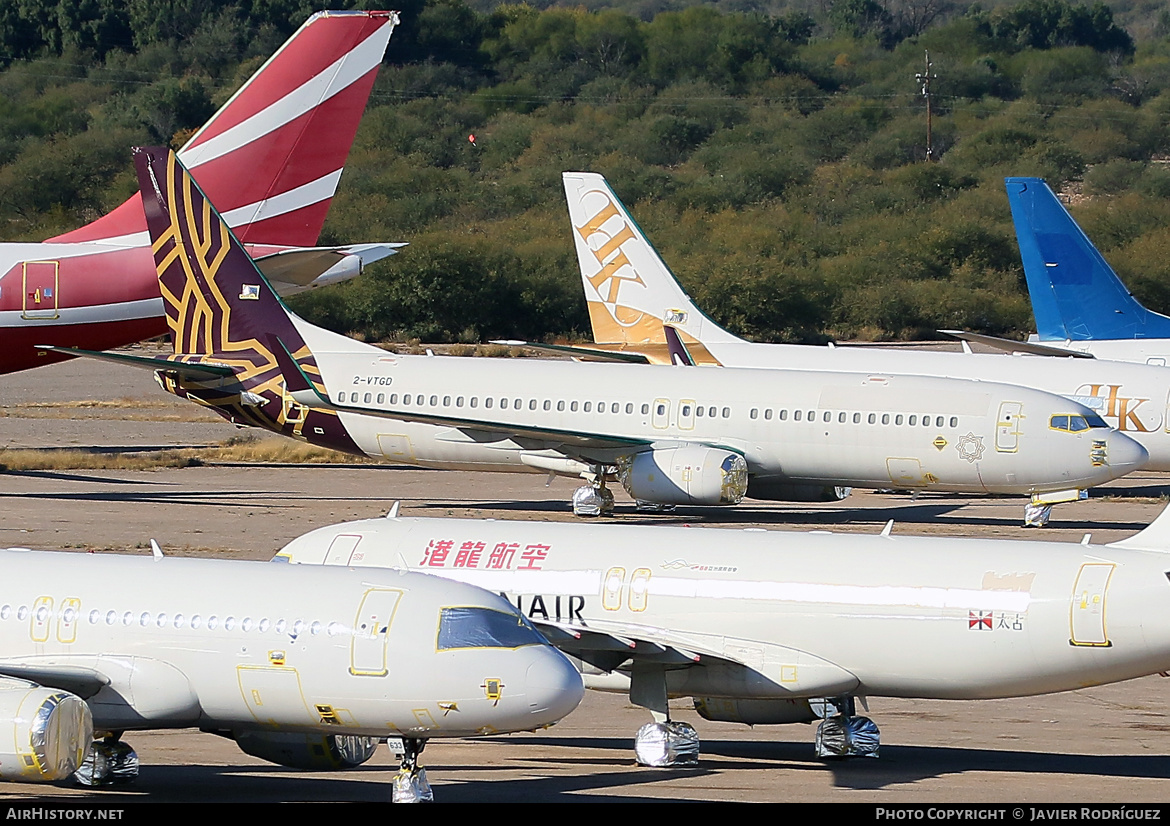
[0,543,583,802]
[0,9,404,376]
[947,175,1170,365]
[39,147,1149,526]
[499,171,1170,517]
[277,504,1170,767]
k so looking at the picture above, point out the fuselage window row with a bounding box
[0,604,356,637]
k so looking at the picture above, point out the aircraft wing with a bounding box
[0,662,110,699]
[532,618,721,673]
[34,346,237,380]
[489,340,652,364]
[272,337,651,453]
[938,330,1095,359]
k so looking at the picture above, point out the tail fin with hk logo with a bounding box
[562,172,742,362]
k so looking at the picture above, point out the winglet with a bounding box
[150,539,164,561]
[880,520,894,537]
[386,501,401,519]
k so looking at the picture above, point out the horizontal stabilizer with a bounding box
[35,346,236,379]
[1108,504,1170,553]
[257,243,405,291]
[938,330,1095,359]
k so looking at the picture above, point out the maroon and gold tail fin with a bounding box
[134,145,304,366]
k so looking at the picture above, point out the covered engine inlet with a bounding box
[0,678,92,781]
[618,447,748,506]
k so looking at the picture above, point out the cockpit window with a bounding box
[1084,413,1108,429]
[437,607,545,651]
[1050,414,1096,433]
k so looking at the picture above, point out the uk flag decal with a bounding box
[969,611,993,630]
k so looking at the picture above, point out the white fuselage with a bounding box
[0,550,581,737]
[280,517,1170,701]
[657,338,1170,472]
[293,317,1147,496]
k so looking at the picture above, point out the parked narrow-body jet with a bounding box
[278,507,1170,766]
[43,149,1147,522]
[0,545,582,800]
[0,10,403,376]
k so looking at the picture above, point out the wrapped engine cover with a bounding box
[235,731,379,770]
[694,697,818,725]
[0,679,92,781]
[618,447,747,506]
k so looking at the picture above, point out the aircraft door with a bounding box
[886,458,924,486]
[603,567,626,611]
[652,399,670,429]
[21,262,58,320]
[238,666,317,725]
[678,400,695,431]
[629,568,651,612]
[995,402,1024,453]
[326,534,362,565]
[1070,563,1113,647]
[57,598,81,644]
[350,588,403,676]
[30,597,53,643]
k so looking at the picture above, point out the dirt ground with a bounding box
[2,354,1170,804]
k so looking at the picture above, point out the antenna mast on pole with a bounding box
[915,50,937,161]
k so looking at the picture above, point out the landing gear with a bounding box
[812,697,879,759]
[1024,489,1086,527]
[634,721,699,767]
[74,733,138,786]
[1024,502,1053,527]
[572,467,615,518]
[391,738,432,803]
[629,664,699,767]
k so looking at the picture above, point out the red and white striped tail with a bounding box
[49,10,398,248]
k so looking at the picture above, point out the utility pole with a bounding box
[915,50,937,162]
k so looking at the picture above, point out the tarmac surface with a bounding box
[3,354,1170,803]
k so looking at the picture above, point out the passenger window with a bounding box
[571,401,579,412]
[442,395,450,406]
[338,392,347,402]
[390,394,398,404]
[795,410,803,421]
[882,414,890,425]
[949,416,957,427]
[514,399,521,409]
[470,397,478,408]
[377,393,384,404]
[642,404,650,415]
[750,408,758,419]
[585,402,592,413]
[935,416,944,427]
[403,394,411,405]
[456,396,463,407]
[529,399,537,410]
[853,413,860,423]
[612,403,620,414]
[779,410,788,420]
[430,395,438,406]
[485,397,493,408]
[838,412,846,423]
[895,414,903,425]
[626,403,633,414]
[543,400,551,410]
[908,415,916,426]
[500,398,508,409]
[867,413,876,424]
[557,401,565,411]
[709,407,717,417]
[696,406,704,417]
[764,409,772,420]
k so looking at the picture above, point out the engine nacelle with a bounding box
[618,447,748,506]
[694,697,818,725]
[235,731,379,770]
[747,479,852,502]
[0,678,92,781]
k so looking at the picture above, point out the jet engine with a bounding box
[694,697,818,725]
[234,731,380,770]
[617,447,748,506]
[747,478,852,502]
[0,678,93,781]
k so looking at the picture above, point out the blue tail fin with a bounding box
[1006,177,1170,341]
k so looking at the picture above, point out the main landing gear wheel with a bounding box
[572,484,614,517]
[634,721,699,767]
[813,697,879,759]
[392,738,432,803]
[1024,502,1054,527]
[74,734,139,786]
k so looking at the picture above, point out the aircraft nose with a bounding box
[524,648,584,725]
[1106,431,1148,479]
